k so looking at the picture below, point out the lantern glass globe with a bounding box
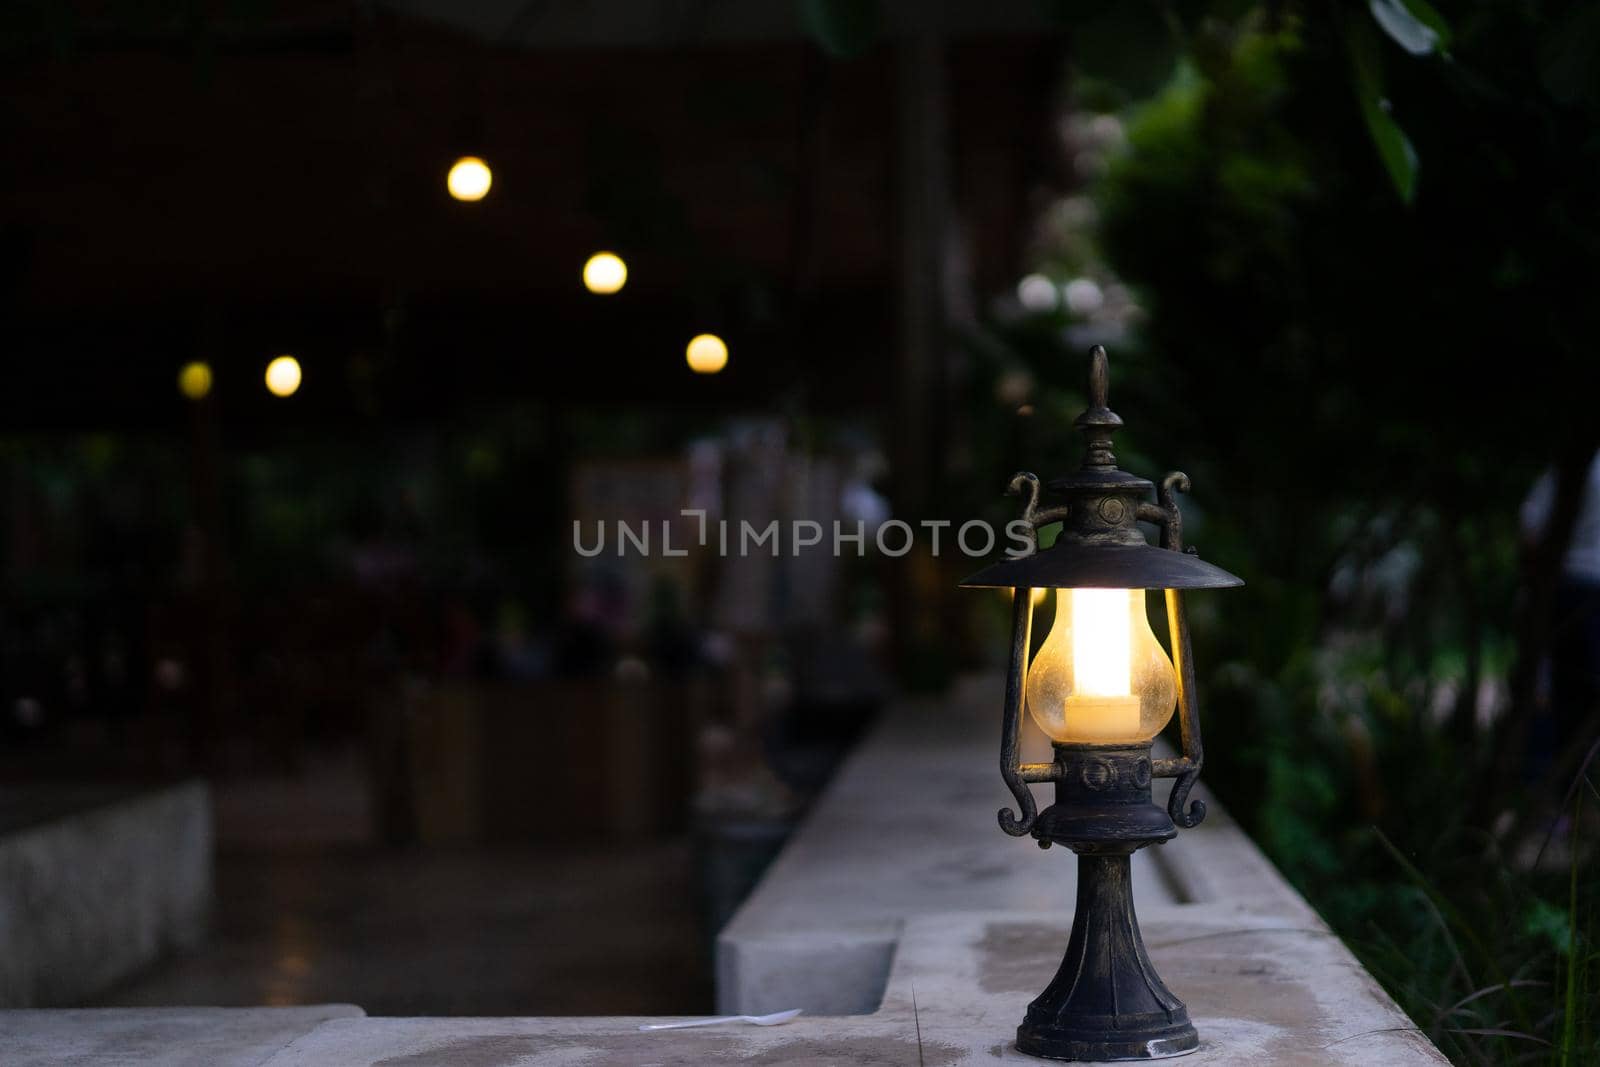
[1024,588,1177,743]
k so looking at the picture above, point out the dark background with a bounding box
[1,2,1597,1060]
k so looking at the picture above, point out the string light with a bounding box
[583,252,627,294]
[447,157,492,202]
[265,356,302,397]
[178,362,212,400]
[686,334,728,375]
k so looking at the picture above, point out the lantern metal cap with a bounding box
[959,345,1243,590]
[959,542,1242,590]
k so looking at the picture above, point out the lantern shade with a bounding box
[959,542,1243,590]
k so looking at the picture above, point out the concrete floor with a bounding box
[97,841,713,1017]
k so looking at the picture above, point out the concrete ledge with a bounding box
[706,674,1445,1062]
[0,781,213,1006]
[717,676,1309,1016]
[0,908,1442,1066]
[885,908,1447,1065]
[0,679,1450,1064]
[246,907,1441,1065]
[717,680,1175,1016]
[0,1005,364,1067]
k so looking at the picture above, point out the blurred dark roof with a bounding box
[388,0,1065,47]
[0,3,1066,429]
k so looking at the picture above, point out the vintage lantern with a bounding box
[962,345,1242,1060]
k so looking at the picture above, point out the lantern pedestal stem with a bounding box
[1018,850,1198,1061]
[1017,744,1198,1061]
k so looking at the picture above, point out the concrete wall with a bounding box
[0,781,212,1006]
[0,691,1448,1065]
[715,675,1443,1067]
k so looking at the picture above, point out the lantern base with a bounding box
[1016,1020,1198,1062]
[1016,852,1197,1062]
[1019,745,1197,1062]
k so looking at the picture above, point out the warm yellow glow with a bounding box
[1072,588,1132,696]
[686,334,729,374]
[1024,588,1178,743]
[1031,587,1047,606]
[447,156,492,201]
[178,361,213,400]
[583,252,627,294]
[265,356,302,397]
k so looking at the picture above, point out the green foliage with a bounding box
[1043,0,1183,101]
[965,1,1600,1061]
[1368,0,1452,57]
[1345,13,1419,202]
[1095,4,1600,1060]
[798,0,881,60]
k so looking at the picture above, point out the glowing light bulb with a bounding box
[1024,588,1177,743]
[265,356,302,397]
[178,361,212,400]
[583,252,627,294]
[686,334,728,375]
[447,157,492,202]
[1073,588,1132,698]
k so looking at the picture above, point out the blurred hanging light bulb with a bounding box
[1017,273,1059,312]
[447,156,492,202]
[583,252,627,294]
[265,356,302,397]
[178,361,213,400]
[1063,277,1105,316]
[686,334,728,375]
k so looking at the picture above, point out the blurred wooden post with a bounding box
[893,33,954,673]
[187,318,230,773]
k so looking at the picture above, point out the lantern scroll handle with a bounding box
[1007,472,1070,556]
[998,585,1039,836]
[997,472,1063,836]
[1141,472,1207,829]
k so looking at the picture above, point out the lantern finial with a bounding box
[1088,344,1109,407]
[1074,345,1124,470]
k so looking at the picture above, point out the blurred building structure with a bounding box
[0,0,1075,1016]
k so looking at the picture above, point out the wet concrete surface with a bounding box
[96,841,713,1017]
